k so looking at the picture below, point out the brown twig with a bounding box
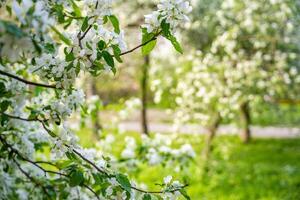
[0,69,57,89]
[120,31,161,57]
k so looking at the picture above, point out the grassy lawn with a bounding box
[76,129,300,199]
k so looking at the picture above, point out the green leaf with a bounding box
[143,194,152,200]
[52,4,64,23]
[161,19,171,38]
[109,15,120,34]
[97,40,106,50]
[44,43,55,53]
[0,113,9,126]
[90,61,104,76]
[112,45,122,63]
[66,52,75,62]
[70,171,84,187]
[31,38,42,54]
[51,26,71,46]
[0,20,25,38]
[142,29,157,55]
[180,189,191,200]
[116,174,131,193]
[0,82,6,96]
[0,100,10,112]
[81,17,89,32]
[168,35,183,54]
[92,173,105,184]
[69,0,81,17]
[103,16,108,24]
[102,51,114,68]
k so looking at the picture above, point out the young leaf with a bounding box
[97,40,106,50]
[66,52,75,62]
[0,20,25,38]
[69,0,81,17]
[180,189,191,200]
[0,100,10,112]
[81,17,89,32]
[168,35,183,54]
[161,19,171,38]
[142,29,157,55]
[102,51,114,68]
[70,171,84,187]
[109,15,120,34]
[44,43,55,53]
[112,45,122,63]
[116,174,131,193]
[143,194,152,200]
[64,47,75,62]
[51,26,71,46]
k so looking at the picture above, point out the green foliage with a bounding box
[70,170,84,187]
[142,29,157,55]
[81,17,89,32]
[109,15,120,34]
[161,20,183,54]
[77,128,300,200]
[180,189,191,200]
[69,0,82,17]
[116,173,132,193]
[51,26,72,45]
[143,194,152,200]
[0,20,25,38]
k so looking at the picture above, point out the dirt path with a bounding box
[119,122,300,138]
[101,109,300,138]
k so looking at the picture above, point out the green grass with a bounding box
[251,103,300,127]
[76,129,300,200]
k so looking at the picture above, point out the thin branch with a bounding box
[0,135,100,200]
[131,184,189,194]
[35,161,61,169]
[0,112,45,122]
[83,184,100,200]
[119,31,162,57]
[71,148,108,175]
[13,158,52,199]
[0,69,57,89]
[1,113,189,195]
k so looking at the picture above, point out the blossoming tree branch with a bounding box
[0,0,192,199]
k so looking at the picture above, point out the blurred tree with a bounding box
[141,55,150,135]
[150,0,300,150]
[116,0,157,135]
[181,0,300,143]
[86,77,102,139]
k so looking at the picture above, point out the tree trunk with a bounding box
[86,78,102,140]
[91,81,102,139]
[141,55,150,135]
[203,113,221,159]
[240,101,251,143]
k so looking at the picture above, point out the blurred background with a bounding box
[75,0,300,199]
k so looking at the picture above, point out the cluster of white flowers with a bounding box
[143,0,192,33]
[12,0,54,32]
[0,0,192,199]
[150,0,300,132]
[119,98,142,120]
[118,134,196,168]
[84,0,113,16]
[121,136,137,159]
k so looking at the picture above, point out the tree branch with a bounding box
[120,31,162,57]
[0,70,57,89]
[12,158,52,199]
[0,135,100,200]
[1,114,189,196]
[0,112,45,122]
[131,184,189,194]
